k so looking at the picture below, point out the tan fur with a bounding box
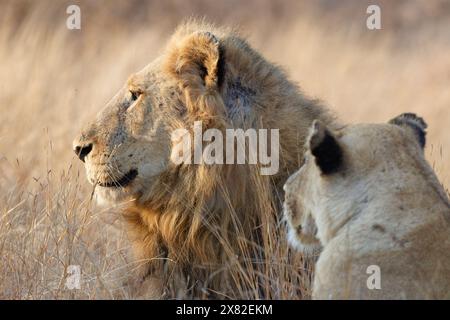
[73,20,334,299]
[284,114,450,299]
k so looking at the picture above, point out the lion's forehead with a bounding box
[340,124,419,158]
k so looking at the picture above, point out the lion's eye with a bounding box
[130,90,141,102]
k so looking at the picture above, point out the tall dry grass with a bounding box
[0,0,449,299]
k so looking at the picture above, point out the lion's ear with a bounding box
[165,31,225,115]
[389,113,427,149]
[308,120,343,175]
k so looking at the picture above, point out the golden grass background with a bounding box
[0,0,449,299]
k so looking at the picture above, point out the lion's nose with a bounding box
[74,143,93,162]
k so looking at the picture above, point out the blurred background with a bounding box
[0,0,449,299]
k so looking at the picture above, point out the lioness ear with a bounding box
[389,113,427,149]
[308,120,343,175]
[165,31,225,114]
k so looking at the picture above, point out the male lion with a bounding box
[73,20,334,298]
[284,113,450,299]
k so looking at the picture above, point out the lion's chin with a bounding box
[93,186,138,208]
[287,224,322,258]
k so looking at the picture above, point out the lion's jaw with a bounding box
[86,154,169,206]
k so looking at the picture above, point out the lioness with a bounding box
[284,113,450,299]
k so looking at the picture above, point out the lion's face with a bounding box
[73,62,181,203]
[283,168,322,255]
[73,26,231,204]
[283,113,427,248]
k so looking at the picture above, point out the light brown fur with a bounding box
[284,114,450,299]
[73,20,334,298]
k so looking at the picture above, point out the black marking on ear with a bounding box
[311,131,343,175]
[198,42,225,88]
[389,113,427,149]
[217,44,226,88]
[199,65,208,83]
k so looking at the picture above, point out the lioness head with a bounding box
[73,24,232,204]
[283,113,428,248]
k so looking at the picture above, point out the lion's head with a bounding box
[73,26,229,204]
[73,21,290,202]
[72,61,171,203]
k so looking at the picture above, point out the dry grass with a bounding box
[0,0,449,299]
